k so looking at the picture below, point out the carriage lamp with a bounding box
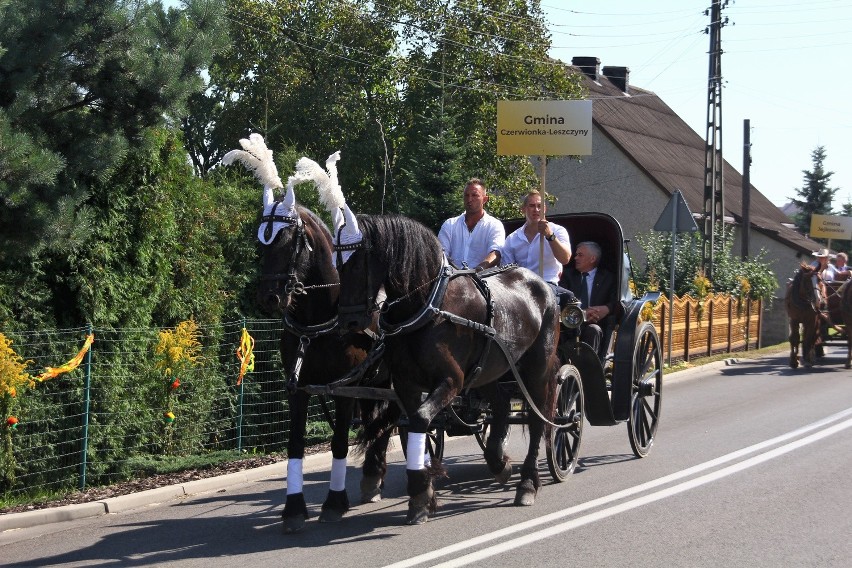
[560,301,585,330]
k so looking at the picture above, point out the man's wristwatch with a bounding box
[545,233,555,242]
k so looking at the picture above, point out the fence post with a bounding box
[756,298,763,348]
[237,319,246,453]
[727,297,733,353]
[745,297,751,351]
[80,323,93,491]
[707,298,714,357]
[684,301,692,362]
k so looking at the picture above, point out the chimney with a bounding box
[571,56,600,81]
[602,66,630,93]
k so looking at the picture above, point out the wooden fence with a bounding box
[647,293,762,363]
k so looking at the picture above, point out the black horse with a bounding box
[333,213,561,525]
[225,137,397,534]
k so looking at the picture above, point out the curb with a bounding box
[0,452,326,533]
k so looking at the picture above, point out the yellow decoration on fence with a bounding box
[0,333,33,397]
[235,328,255,386]
[36,334,94,382]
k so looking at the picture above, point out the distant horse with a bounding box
[224,136,397,534]
[785,263,826,369]
[331,211,561,525]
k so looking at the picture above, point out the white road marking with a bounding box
[383,407,852,568]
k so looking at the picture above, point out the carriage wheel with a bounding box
[627,322,663,458]
[546,364,584,482]
[399,426,445,464]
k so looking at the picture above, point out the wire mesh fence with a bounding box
[1,320,328,500]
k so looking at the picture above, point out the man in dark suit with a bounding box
[560,241,618,358]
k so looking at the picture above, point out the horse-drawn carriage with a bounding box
[226,135,663,529]
[395,212,663,481]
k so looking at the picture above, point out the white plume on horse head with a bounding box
[222,133,283,190]
[288,150,361,267]
[222,133,296,244]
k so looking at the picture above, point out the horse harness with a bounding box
[790,269,826,314]
[321,252,564,427]
[259,203,377,394]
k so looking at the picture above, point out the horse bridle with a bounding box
[259,202,312,300]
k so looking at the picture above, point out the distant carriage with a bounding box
[824,280,852,369]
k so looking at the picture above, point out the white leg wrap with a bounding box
[286,458,303,495]
[330,457,347,492]
[406,432,427,470]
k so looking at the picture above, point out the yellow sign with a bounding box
[497,100,592,156]
[809,213,852,240]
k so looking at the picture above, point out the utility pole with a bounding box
[701,0,730,279]
[741,119,751,259]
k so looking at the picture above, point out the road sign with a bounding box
[809,213,852,240]
[654,189,699,233]
[496,100,592,156]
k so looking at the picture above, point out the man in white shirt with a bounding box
[500,190,572,307]
[438,179,505,271]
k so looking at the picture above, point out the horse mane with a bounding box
[799,262,819,275]
[298,205,334,256]
[356,214,443,298]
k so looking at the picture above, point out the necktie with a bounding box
[580,272,590,308]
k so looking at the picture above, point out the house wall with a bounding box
[543,125,669,255]
[541,125,798,347]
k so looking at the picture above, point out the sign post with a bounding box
[496,100,592,275]
[654,189,699,367]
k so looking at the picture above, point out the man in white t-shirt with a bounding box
[438,178,505,271]
[500,190,572,308]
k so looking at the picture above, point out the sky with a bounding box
[539,0,852,209]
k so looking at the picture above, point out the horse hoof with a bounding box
[514,479,537,506]
[360,475,383,503]
[361,487,382,503]
[282,515,307,534]
[494,461,512,485]
[318,509,345,523]
[405,484,435,525]
[405,508,429,526]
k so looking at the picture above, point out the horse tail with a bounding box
[352,398,401,456]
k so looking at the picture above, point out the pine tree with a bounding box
[400,106,465,232]
[0,0,228,260]
[0,0,229,327]
[790,146,839,235]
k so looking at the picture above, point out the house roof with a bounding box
[571,60,821,256]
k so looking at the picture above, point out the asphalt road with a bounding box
[2,345,851,567]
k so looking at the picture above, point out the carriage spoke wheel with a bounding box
[628,322,663,458]
[399,426,445,464]
[546,364,584,482]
